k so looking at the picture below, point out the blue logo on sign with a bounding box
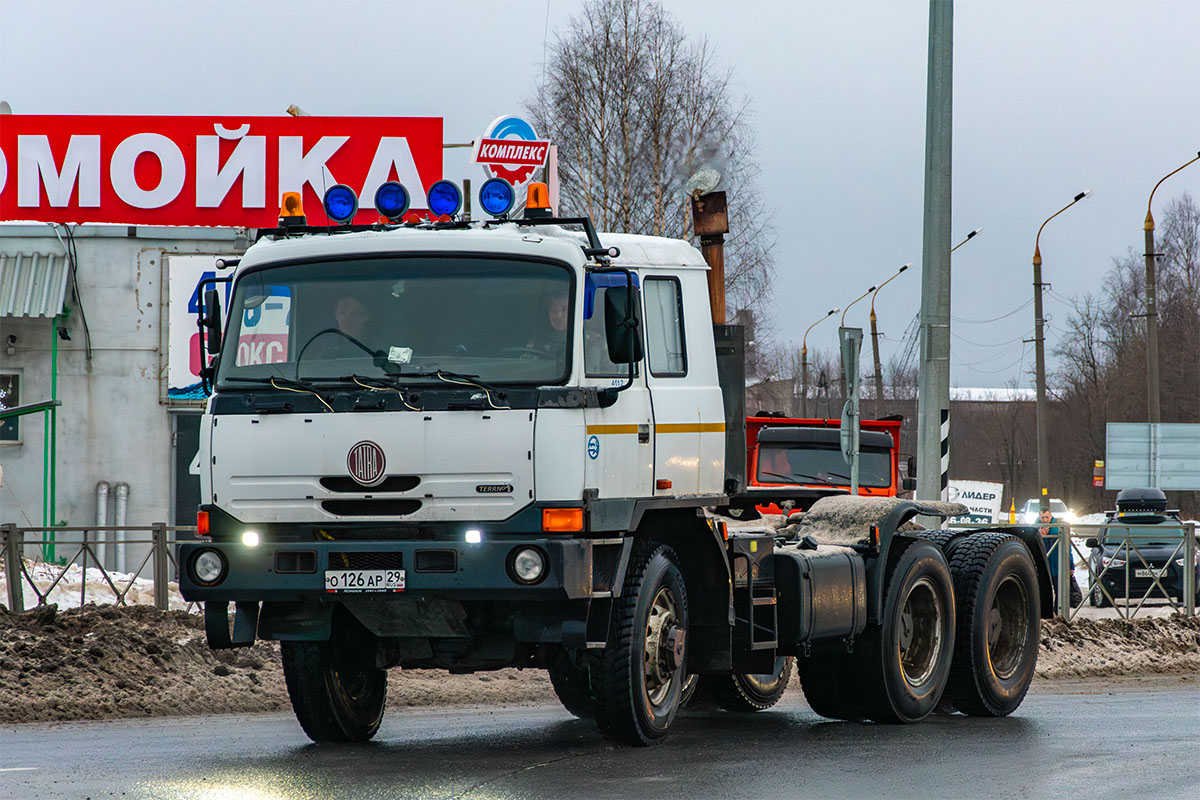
[587,435,600,460]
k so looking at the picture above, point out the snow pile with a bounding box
[0,557,191,612]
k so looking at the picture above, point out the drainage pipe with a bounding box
[95,481,110,569]
[114,483,130,574]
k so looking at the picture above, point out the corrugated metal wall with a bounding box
[0,251,69,318]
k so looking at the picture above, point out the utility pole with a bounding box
[916,0,953,503]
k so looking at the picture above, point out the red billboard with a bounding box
[0,115,443,227]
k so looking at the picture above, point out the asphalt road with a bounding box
[2,678,1197,800]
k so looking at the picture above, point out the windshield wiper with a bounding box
[385,369,506,397]
[223,375,326,391]
[759,471,834,486]
[221,375,336,412]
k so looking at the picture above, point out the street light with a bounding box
[1032,188,1093,513]
[1143,153,1200,424]
[952,227,984,252]
[869,262,913,413]
[839,284,876,405]
[799,308,838,418]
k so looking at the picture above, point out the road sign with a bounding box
[1105,423,1200,490]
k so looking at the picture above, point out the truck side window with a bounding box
[585,285,639,378]
[644,277,686,377]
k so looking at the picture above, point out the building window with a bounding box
[0,373,20,444]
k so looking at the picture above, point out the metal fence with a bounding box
[1051,522,1196,621]
[1,523,200,613]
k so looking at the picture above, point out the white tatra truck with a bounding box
[180,178,1052,746]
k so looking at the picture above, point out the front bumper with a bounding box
[179,537,600,602]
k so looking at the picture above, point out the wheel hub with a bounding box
[643,586,682,706]
[898,576,943,688]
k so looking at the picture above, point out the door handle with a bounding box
[638,424,650,444]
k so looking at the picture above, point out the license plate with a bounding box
[324,569,405,592]
[1134,568,1163,579]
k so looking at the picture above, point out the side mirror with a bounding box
[204,288,223,355]
[902,476,917,491]
[906,455,916,476]
[1085,537,1099,549]
[604,285,643,364]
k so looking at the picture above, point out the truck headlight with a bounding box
[191,549,228,586]
[508,547,548,585]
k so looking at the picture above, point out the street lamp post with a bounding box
[1143,153,1200,424]
[839,286,876,403]
[799,308,839,418]
[1032,190,1092,513]
[869,263,914,416]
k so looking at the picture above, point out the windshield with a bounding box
[215,256,573,387]
[756,445,892,489]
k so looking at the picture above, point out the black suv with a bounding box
[1087,488,1198,606]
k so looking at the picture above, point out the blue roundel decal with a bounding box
[587,435,600,460]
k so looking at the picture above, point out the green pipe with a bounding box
[47,315,60,562]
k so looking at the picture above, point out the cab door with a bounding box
[581,272,654,500]
[643,274,724,497]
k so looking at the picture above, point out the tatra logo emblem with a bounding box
[347,441,386,487]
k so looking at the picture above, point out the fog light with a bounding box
[242,530,260,547]
[509,547,547,585]
[191,549,227,586]
[465,529,482,544]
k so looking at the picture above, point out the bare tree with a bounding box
[527,0,775,319]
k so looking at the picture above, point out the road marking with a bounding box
[0,767,38,772]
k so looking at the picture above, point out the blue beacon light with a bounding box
[478,178,515,217]
[374,181,410,222]
[323,184,359,224]
[427,180,463,218]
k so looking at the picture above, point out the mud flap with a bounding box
[204,600,260,649]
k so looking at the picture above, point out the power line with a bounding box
[951,298,1033,324]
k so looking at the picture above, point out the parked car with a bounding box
[1087,488,1198,606]
[1018,497,1077,525]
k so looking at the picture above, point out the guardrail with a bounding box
[1,523,200,613]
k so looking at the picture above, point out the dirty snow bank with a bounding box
[0,558,190,611]
[1,604,1196,725]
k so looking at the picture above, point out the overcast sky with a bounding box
[1,0,1197,388]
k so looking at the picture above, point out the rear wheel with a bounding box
[281,612,387,742]
[945,534,1041,717]
[712,656,793,712]
[855,542,956,723]
[591,542,689,746]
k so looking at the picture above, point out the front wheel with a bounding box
[711,656,793,712]
[548,650,595,720]
[945,534,1041,717]
[280,613,387,742]
[591,542,690,746]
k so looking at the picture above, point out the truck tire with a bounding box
[711,656,793,712]
[590,542,690,746]
[797,652,864,720]
[280,613,387,743]
[945,533,1041,717]
[548,651,595,720]
[856,541,956,723]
